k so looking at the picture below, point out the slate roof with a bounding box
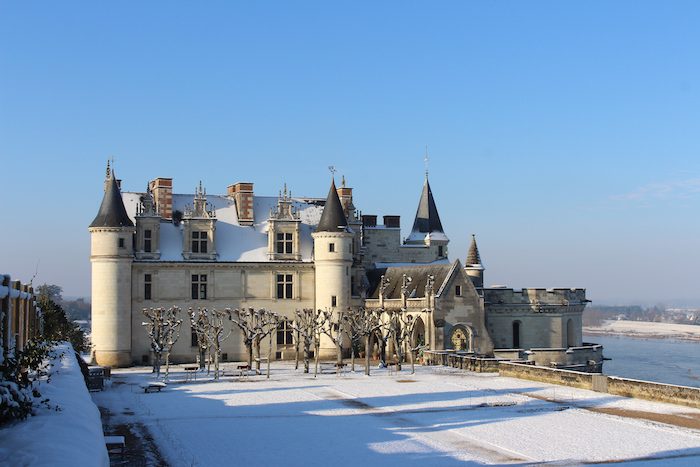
[366,261,455,299]
[466,234,482,266]
[410,177,444,235]
[90,172,135,228]
[316,178,349,233]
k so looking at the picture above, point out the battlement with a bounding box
[484,287,587,306]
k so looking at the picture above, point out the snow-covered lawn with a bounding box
[93,363,700,466]
[585,320,700,341]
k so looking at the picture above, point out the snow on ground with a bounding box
[0,343,109,467]
[585,320,700,341]
[92,362,700,466]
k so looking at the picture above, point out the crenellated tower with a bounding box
[89,162,135,367]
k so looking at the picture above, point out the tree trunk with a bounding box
[214,348,220,380]
[365,336,371,376]
[410,346,415,374]
[351,345,355,372]
[314,343,320,378]
[303,342,310,373]
[294,332,300,370]
[198,346,206,370]
[267,332,272,379]
[164,352,171,380]
[254,337,261,374]
[247,343,253,372]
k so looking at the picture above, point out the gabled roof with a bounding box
[466,234,482,266]
[316,178,349,233]
[366,261,454,299]
[90,171,134,228]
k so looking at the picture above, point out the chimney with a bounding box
[336,176,354,217]
[150,177,173,219]
[383,215,400,228]
[362,215,377,227]
[228,182,255,226]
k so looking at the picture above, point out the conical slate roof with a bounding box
[466,234,482,265]
[410,177,444,234]
[90,171,134,228]
[316,178,348,232]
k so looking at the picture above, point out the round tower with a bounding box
[313,178,353,357]
[89,164,135,367]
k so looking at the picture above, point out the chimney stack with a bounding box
[150,177,173,219]
[228,182,255,226]
[383,215,400,228]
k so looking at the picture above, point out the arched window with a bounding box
[512,321,521,348]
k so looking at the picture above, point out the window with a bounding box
[144,229,152,253]
[455,285,462,297]
[329,243,335,252]
[144,274,152,300]
[331,295,337,307]
[438,245,444,257]
[191,274,207,299]
[277,321,293,346]
[191,330,199,347]
[118,238,125,248]
[191,231,208,254]
[276,233,293,254]
[276,274,293,299]
[512,321,521,348]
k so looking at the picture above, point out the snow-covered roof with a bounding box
[122,192,325,262]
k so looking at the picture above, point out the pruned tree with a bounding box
[288,308,321,373]
[318,308,347,369]
[389,310,421,373]
[347,308,385,376]
[188,307,210,370]
[142,306,183,379]
[229,308,278,374]
[188,307,232,380]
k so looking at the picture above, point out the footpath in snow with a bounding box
[0,343,109,467]
[92,362,700,466]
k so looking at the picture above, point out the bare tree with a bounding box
[390,310,421,373]
[189,307,232,380]
[189,307,210,370]
[318,308,347,369]
[287,309,320,373]
[229,308,278,374]
[346,307,385,376]
[142,307,183,379]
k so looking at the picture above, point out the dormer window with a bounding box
[276,233,293,254]
[192,231,208,254]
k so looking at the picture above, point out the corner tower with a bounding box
[89,163,135,367]
[312,178,353,314]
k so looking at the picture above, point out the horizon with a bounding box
[2,2,700,304]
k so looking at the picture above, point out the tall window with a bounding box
[512,321,521,348]
[329,243,335,252]
[144,274,152,300]
[276,233,293,254]
[455,285,462,296]
[192,274,207,299]
[118,238,125,248]
[276,274,293,299]
[191,231,208,253]
[144,229,152,252]
[331,295,337,307]
[277,321,293,346]
[438,245,444,257]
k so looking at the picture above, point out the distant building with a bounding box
[89,162,602,370]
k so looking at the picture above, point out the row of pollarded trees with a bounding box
[141,306,429,380]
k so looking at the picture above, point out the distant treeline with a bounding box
[584,305,699,326]
[37,284,91,322]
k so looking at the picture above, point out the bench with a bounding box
[141,382,167,393]
[105,435,125,456]
[184,366,199,382]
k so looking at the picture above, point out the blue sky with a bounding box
[1,1,700,304]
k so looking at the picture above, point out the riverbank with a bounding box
[584,320,700,341]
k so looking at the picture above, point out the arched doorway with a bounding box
[449,325,474,352]
[412,317,426,348]
[512,321,521,348]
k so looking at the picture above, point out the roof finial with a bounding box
[424,146,429,179]
[328,165,337,179]
[105,159,111,180]
[341,175,346,188]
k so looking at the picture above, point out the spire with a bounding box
[467,234,482,266]
[316,178,348,232]
[90,166,134,228]
[410,177,444,234]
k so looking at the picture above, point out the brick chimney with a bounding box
[227,182,254,226]
[150,177,173,219]
[383,215,400,228]
[336,176,354,218]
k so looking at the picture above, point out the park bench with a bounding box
[105,435,125,457]
[183,365,199,382]
[141,381,167,393]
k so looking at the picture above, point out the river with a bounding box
[585,333,700,388]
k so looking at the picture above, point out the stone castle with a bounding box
[89,163,603,370]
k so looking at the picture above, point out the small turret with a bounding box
[465,234,484,288]
[404,175,449,258]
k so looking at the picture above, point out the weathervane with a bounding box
[328,165,337,177]
[424,146,429,179]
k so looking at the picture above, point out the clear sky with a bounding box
[2,1,700,305]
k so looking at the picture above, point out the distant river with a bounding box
[584,333,700,388]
